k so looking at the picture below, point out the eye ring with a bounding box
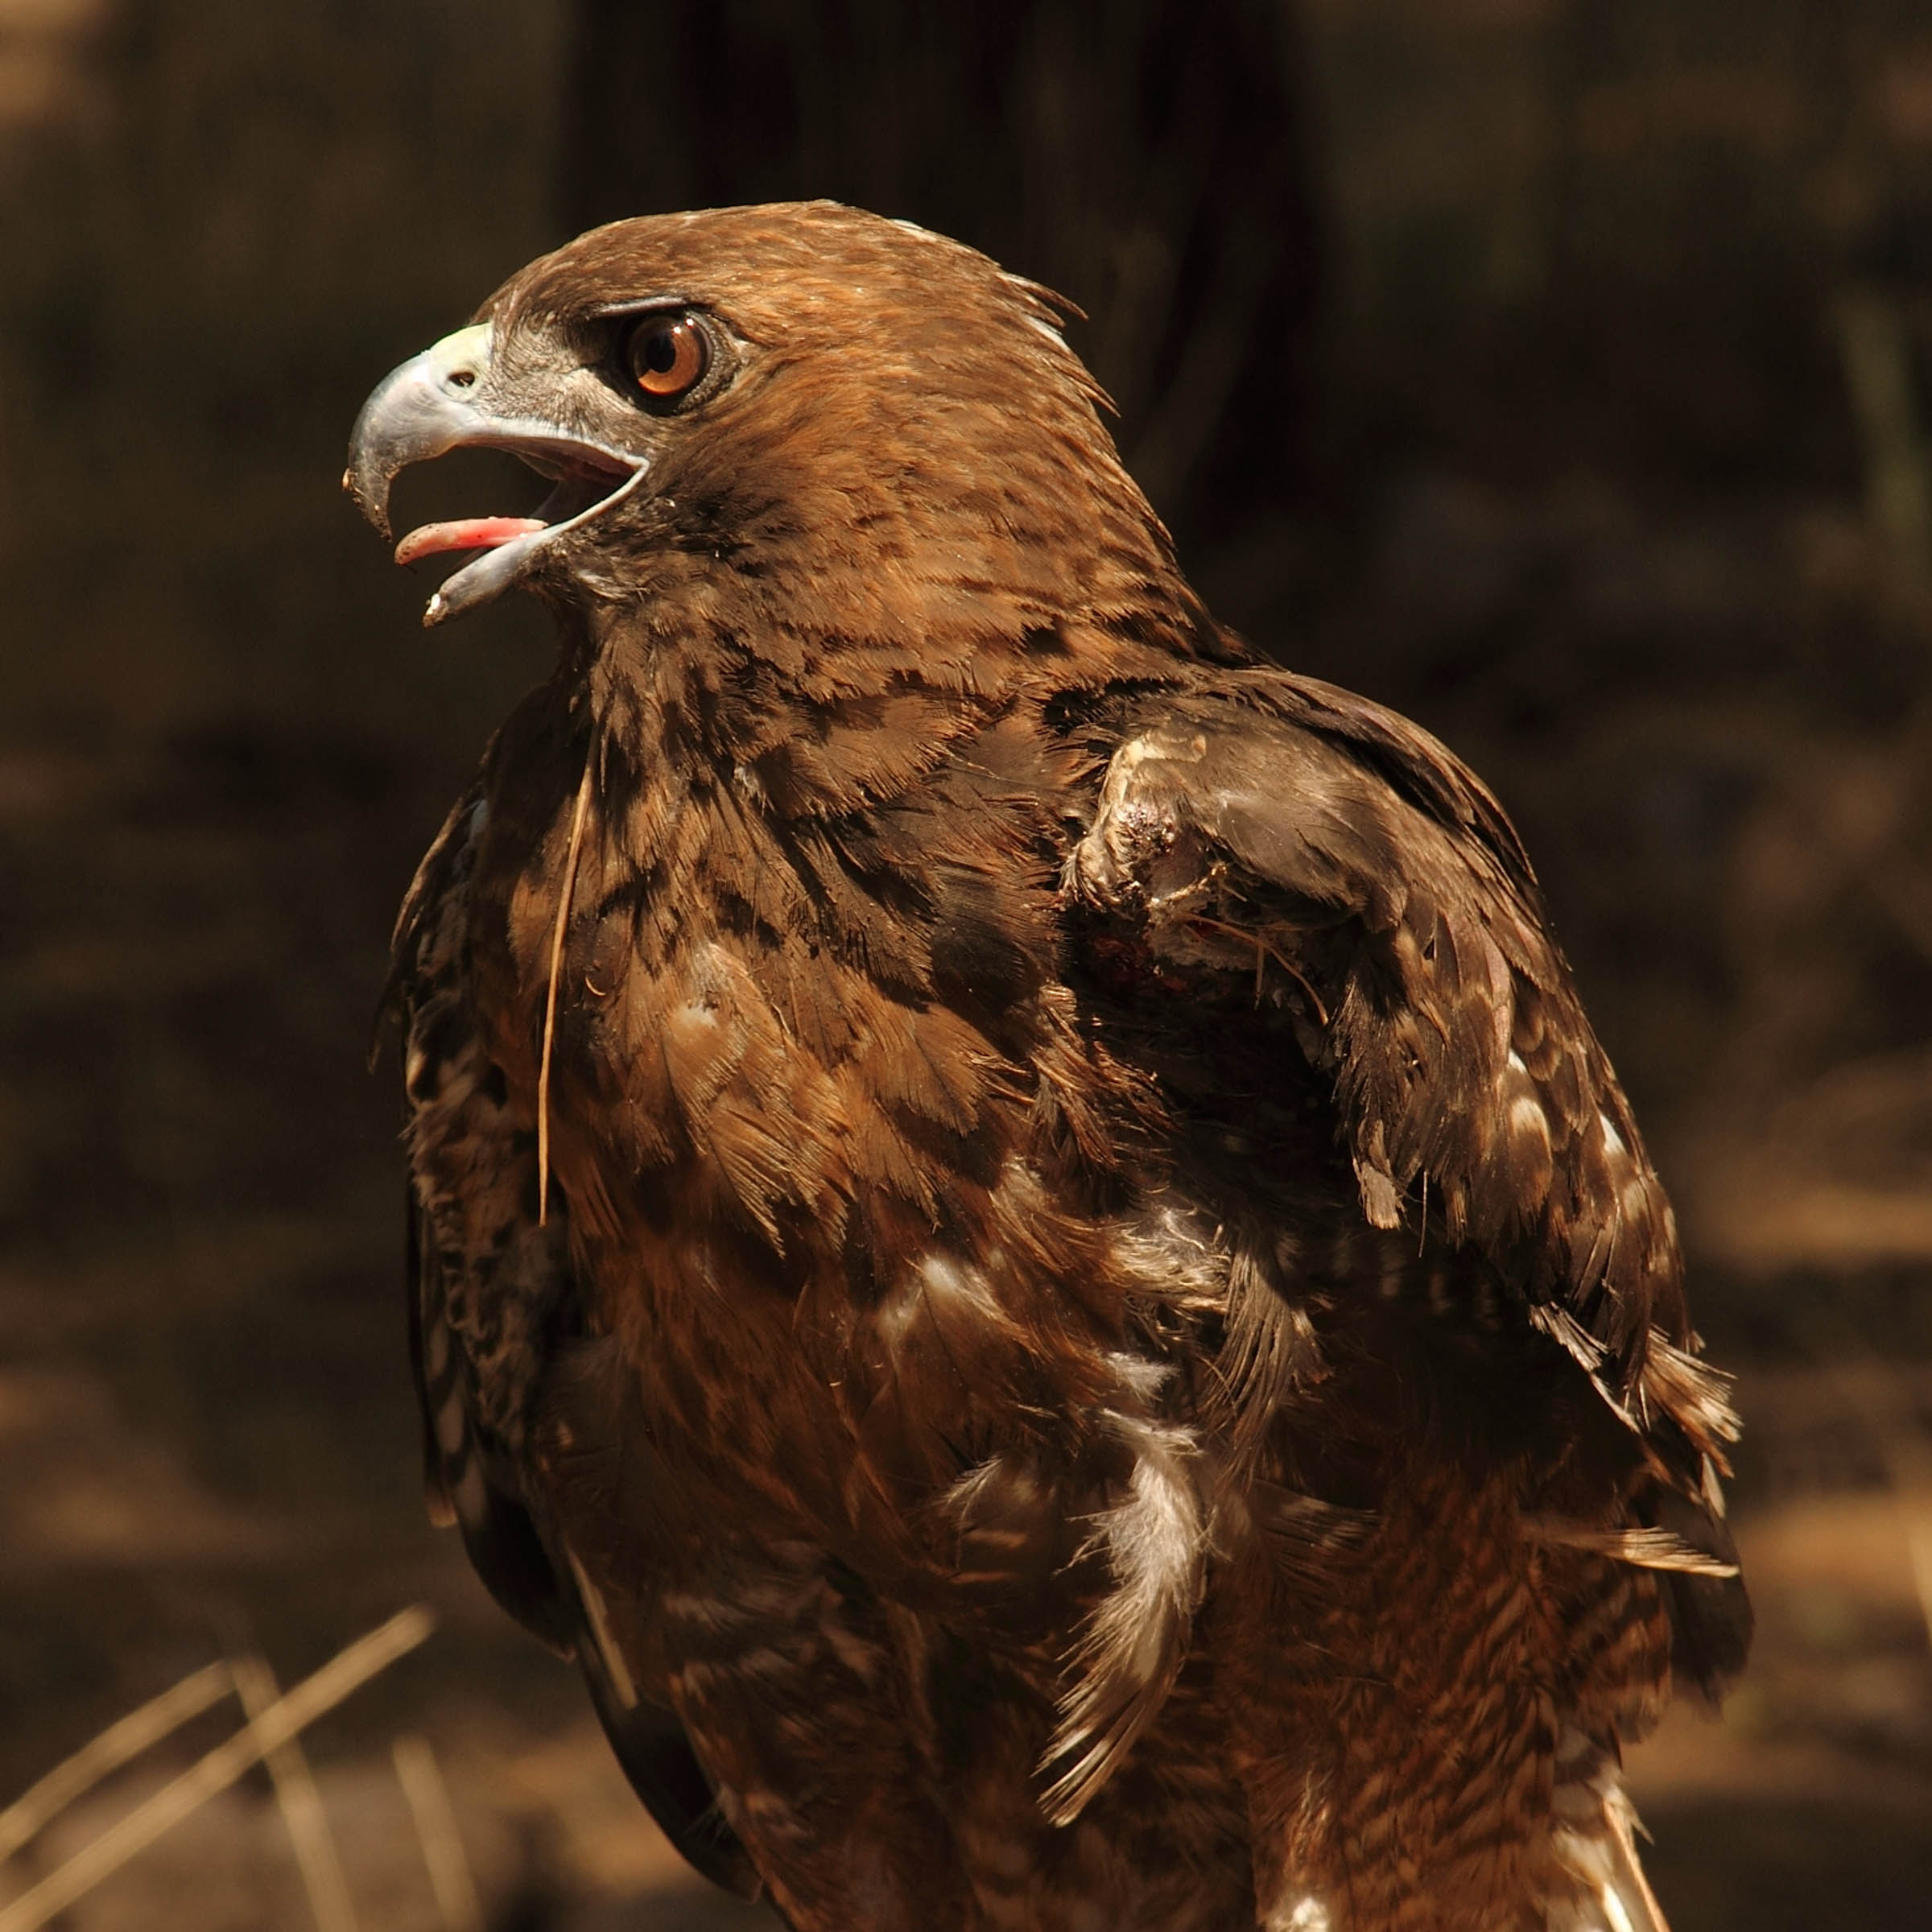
[626,313,709,404]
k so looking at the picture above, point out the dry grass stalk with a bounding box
[1823,1352,1932,1653]
[0,1662,234,1866]
[537,756,594,1227]
[0,1607,435,1932]
[1834,284,1932,584]
[1862,1392,1932,1653]
[392,1734,483,1932]
[232,1652,360,1932]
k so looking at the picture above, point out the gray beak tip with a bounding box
[343,450,394,541]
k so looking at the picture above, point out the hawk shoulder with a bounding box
[1064,668,1749,1692]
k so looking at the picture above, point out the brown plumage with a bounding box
[347,202,1749,1932]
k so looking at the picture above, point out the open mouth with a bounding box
[345,321,651,627]
[390,453,647,626]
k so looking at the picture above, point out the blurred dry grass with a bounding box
[3,2,1931,1926]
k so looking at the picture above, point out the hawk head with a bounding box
[345,200,1199,669]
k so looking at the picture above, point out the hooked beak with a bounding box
[344,322,650,626]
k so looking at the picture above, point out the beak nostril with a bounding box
[448,369,477,390]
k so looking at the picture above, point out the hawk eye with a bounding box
[626,314,708,402]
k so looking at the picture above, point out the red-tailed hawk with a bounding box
[346,202,1748,1932]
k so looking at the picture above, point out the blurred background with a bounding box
[2,1,1930,1926]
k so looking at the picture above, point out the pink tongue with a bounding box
[394,516,546,567]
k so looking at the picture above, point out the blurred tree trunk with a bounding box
[556,0,1323,585]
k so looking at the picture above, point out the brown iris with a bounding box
[627,315,708,400]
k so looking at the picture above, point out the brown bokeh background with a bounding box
[3,2,1930,1926]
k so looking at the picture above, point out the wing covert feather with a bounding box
[1067,671,1739,1473]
